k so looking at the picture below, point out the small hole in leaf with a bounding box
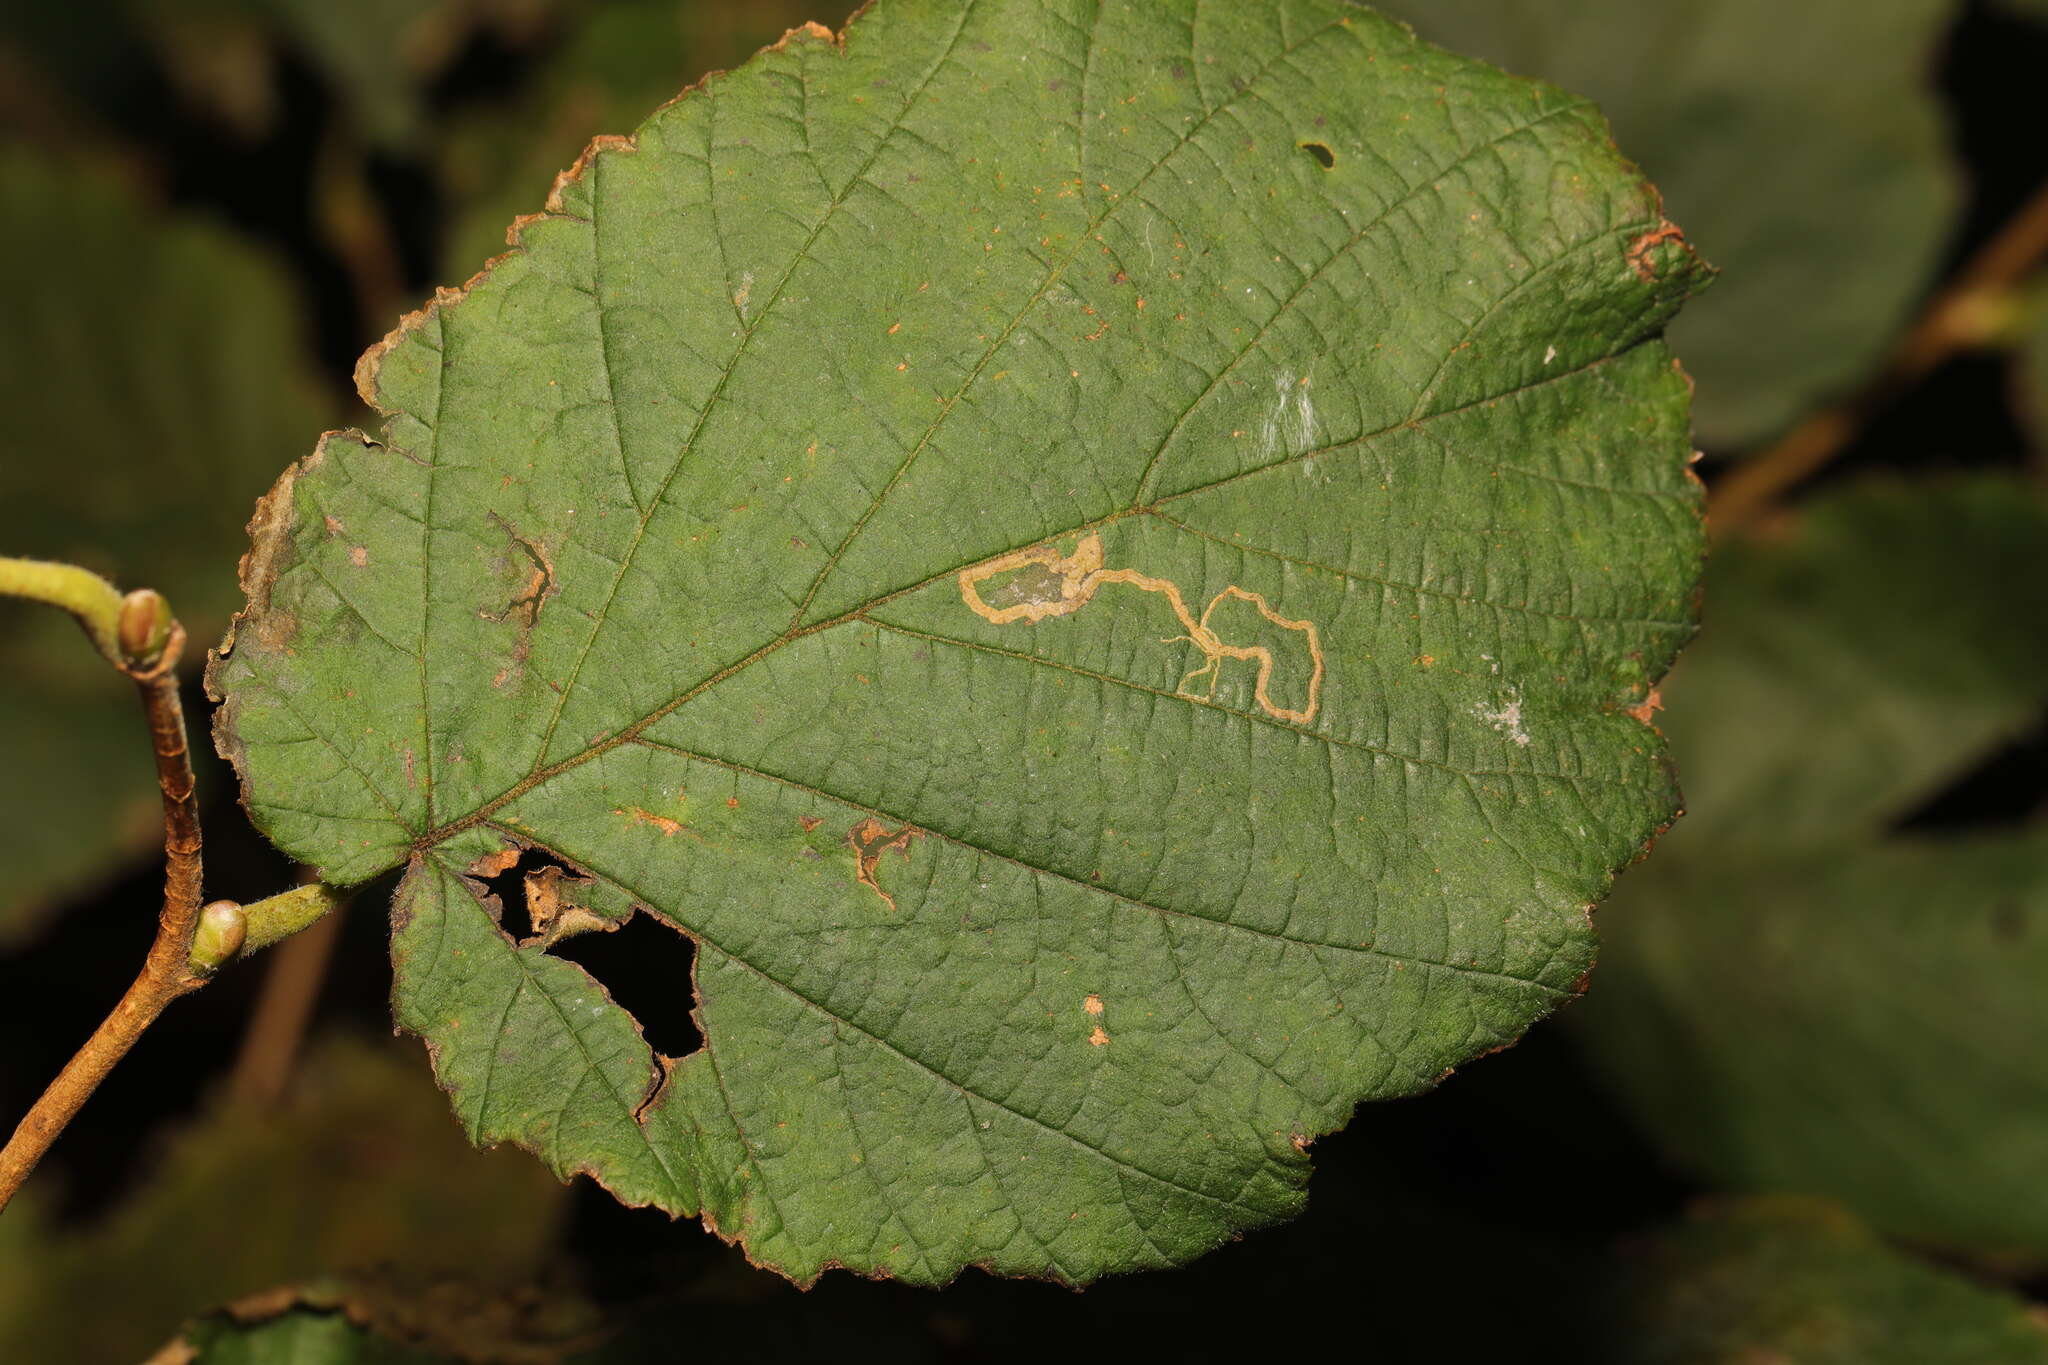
[550,912,702,1058]
[1300,141,1335,169]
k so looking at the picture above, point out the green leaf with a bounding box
[0,146,332,940]
[1588,835,2048,1262]
[438,0,836,278]
[1609,1198,2048,1365]
[1661,477,2048,846]
[1368,0,1961,451]
[162,1273,614,1365]
[173,1292,455,1365]
[1576,477,2048,1264]
[0,1034,566,1363]
[212,0,1708,1284]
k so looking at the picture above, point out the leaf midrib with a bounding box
[489,737,1574,993]
[521,0,1334,784]
[299,14,1678,877]
[520,4,982,787]
[393,337,1644,857]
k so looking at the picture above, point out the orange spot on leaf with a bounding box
[1626,688,1664,725]
[616,806,687,837]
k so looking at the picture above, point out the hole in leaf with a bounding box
[467,845,702,1057]
[1893,711,2048,833]
[549,912,703,1058]
[468,844,583,941]
[1299,141,1335,169]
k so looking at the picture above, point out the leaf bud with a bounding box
[116,588,174,667]
[189,900,248,972]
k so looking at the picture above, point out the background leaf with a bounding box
[1659,477,2048,845]
[1575,476,2048,1265]
[159,1197,2048,1364]
[212,0,1707,1284]
[1607,1198,2048,1365]
[0,1033,567,1364]
[126,0,553,151]
[0,146,332,941]
[1368,0,1962,452]
[179,1311,450,1365]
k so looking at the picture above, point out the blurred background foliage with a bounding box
[0,1,2044,1360]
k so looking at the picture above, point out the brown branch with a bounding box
[1711,175,2048,534]
[0,625,206,1212]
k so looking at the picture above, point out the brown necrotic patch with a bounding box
[1626,220,1689,281]
[845,816,922,911]
[616,804,692,838]
[480,511,558,688]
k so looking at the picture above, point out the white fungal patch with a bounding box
[734,269,755,321]
[1475,686,1532,748]
[1543,343,1557,365]
[1261,368,1319,462]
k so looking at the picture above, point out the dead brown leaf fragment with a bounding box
[1626,688,1664,725]
[523,865,576,937]
[467,846,521,880]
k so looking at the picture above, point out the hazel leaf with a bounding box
[211,0,1708,1284]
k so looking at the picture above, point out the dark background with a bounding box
[1,2,2044,1360]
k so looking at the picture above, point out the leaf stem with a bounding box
[187,883,349,972]
[240,883,348,957]
[1711,176,2048,533]
[0,622,205,1212]
[0,556,363,1208]
[0,555,126,663]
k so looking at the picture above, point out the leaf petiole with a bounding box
[0,555,126,664]
[188,883,349,972]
